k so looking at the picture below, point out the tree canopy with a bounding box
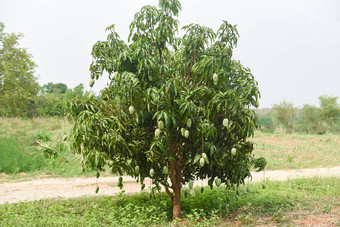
[0,22,39,117]
[66,0,265,219]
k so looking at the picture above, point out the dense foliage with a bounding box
[67,0,265,218]
[0,22,39,117]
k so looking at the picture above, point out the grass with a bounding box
[0,177,339,226]
[251,131,340,170]
[0,117,70,138]
[0,117,84,177]
[0,137,45,173]
[1,117,340,178]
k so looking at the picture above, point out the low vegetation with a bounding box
[251,132,340,170]
[0,177,339,226]
[1,118,340,179]
[0,117,83,177]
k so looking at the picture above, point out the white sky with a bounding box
[1,0,339,108]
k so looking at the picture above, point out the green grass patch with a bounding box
[0,137,45,173]
[251,132,340,170]
[0,117,84,177]
[1,117,340,177]
[1,177,339,226]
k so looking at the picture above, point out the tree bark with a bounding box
[172,183,181,219]
[170,159,182,219]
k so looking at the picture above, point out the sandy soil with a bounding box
[1,166,340,205]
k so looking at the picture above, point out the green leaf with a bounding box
[193,153,201,164]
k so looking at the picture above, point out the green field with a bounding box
[1,118,340,225]
[1,118,340,179]
[0,137,45,173]
[1,177,339,226]
[0,117,83,177]
[251,132,340,170]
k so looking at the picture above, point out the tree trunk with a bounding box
[172,184,181,219]
[169,159,182,219]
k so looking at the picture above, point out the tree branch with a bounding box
[164,186,174,203]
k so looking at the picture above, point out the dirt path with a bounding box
[1,166,340,205]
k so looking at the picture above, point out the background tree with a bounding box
[66,0,265,219]
[299,104,325,134]
[318,96,340,131]
[36,82,87,117]
[272,101,297,132]
[42,82,68,94]
[258,112,275,133]
[64,83,87,100]
[0,22,39,117]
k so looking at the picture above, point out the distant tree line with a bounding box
[0,80,88,117]
[34,82,88,117]
[257,96,340,134]
[1,20,339,132]
[0,22,89,118]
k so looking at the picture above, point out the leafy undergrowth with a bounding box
[1,177,339,226]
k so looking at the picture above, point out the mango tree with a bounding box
[66,0,265,219]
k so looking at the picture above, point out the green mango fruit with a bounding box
[158,120,164,129]
[186,119,192,128]
[199,157,205,167]
[223,118,229,127]
[215,178,221,187]
[213,73,218,82]
[135,166,140,175]
[181,128,185,136]
[155,128,161,137]
[129,106,135,114]
[150,168,155,177]
[184,130,189,138]
[89,79,95,87]
[231,148,237,156]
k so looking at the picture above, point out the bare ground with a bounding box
[1,166,340,205]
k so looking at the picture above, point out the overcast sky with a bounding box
[1,0,339,107]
